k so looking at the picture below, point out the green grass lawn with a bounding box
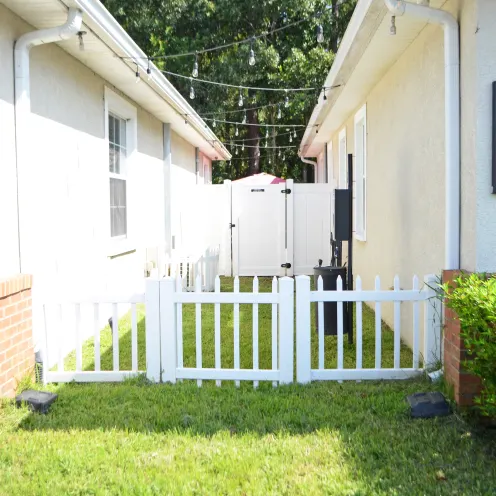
[1,277,495,495]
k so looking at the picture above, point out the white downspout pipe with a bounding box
[384,0,460,270]
[300,157,318,183]
[13,8,83,273]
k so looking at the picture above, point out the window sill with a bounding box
[107,239,136,259]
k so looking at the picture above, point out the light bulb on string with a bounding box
[135,65,141,83]
[316,25,324,43]
[147,59,152,80]
[278,149,281,157]
[283,153,286,161]
[189,79,195,100]
[248,37,256,66]
[238,88,244,107]
[242,141,245,151]
[212,118,216,128]
[265,126,269,139]
[236,146,239,155]
[235,125,239,136]
[265,140,268,148]
[269,157,271,165]
[293,129,297,138]
[277,105,282,120]
[289,134,293,143]
[242,110,247,124]
[192,53,199,78]
[284,90,289,108]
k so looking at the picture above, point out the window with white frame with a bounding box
[354,104,367,241]
[105,88,137,240]
[338,128,347,188]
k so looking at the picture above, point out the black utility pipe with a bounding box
[347,153,354,345]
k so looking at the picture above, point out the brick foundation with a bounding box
[443,270,482,407]
[0,274,34,398]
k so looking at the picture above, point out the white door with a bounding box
[293,183,332,275]
[231,182,289,276]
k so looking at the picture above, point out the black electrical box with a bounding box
[335,189,351,241]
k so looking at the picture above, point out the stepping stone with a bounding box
[407,392,451,418]
[15,390,58,414]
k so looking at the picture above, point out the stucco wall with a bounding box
[323,0,477,348]
[474,0,496,272]
[0,4,21,278]
[0,5,172,353]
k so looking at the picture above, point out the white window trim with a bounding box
[104,87,138,255]
[354,104,367,242]
[338,128,347,188]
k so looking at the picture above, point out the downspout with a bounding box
[384,0,460,270]
[300,157,318,183]
[14,8,83,273]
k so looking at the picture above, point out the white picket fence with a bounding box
[296,274,441,383]
[42,274,441,386]
[163,246,219,292]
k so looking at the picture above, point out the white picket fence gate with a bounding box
[41,274,441,386]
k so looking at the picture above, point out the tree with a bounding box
[102,0,356,182]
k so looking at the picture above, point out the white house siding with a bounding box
[324,0,476,348]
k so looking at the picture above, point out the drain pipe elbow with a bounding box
[300,156,318,183]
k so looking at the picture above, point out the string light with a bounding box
[316,25,324,43]
[147,59,152,80]
[189,78,195,99]
[212,118,216,128]
[202,117,308,128]
[293,129,297,138]
[284,90,289,108]
[242,141,245,151]
[192,53,199,77]
[289,134,293,143]
[135,65,141,83]
[265,127,269,138]
[248,37,256,66]
[235,125,239,136]
[242,110,247,124]
[265,141,268,148]
[277,106,282,120]
[238,88,244,107]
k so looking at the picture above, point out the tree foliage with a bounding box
[102,0,356,182]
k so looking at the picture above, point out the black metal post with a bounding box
[347,153,353,344]
[492,82,496,194]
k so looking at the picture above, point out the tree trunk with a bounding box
[331,0,339,54]
[247,108,260,175]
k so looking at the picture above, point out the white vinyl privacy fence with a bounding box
[42,274,441,385]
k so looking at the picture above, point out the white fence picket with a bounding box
[145,278,161,383]
[374,276,382,369]
[393,275,401,369]
[271,276,278,387]
[131,303,138,372]
[356,276,363,370]
[176,276,183,372]
[93,303,100,372]
[253,276,259,389]
[195,274,202,387]
[336,276,344,371]
[412,275,420,369]
[58,304,64,372]
[278,277,294,385]
[75,303,82,372]
[296,275,311,384]
[214,276,221,387]
[112,303,119,372]
[234,276,240,388]
[317,275,324,370]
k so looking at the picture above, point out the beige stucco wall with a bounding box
[324,0,477,348]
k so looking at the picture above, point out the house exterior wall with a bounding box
[0,5,204,354]
[324,0,476,348]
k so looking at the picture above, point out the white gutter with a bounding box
[300,157,318,182]
[14,8,83,274]
[384,0,460,270]
[74,0,230,161]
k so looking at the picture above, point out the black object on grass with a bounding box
[407,392,451,419]
[15,390,58,414]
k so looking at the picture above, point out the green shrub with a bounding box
[442,273,496,417]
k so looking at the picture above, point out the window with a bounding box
[354,105,367,241]
[109,113,127,237]
[327,141,334,187]
[104,88,137,242]
[338,128,347,188]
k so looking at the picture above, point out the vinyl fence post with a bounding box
[423,274,442,369]
[160,277,177,383]
[296,275,312,384]
[145,277,161,383]
[278,276,294,384]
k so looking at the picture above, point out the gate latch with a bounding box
[229,223,236,228]
[281,263,292,269]
[281,189,292,194]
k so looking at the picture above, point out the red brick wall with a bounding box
[443,270,482,407]
[0,275,34,398]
